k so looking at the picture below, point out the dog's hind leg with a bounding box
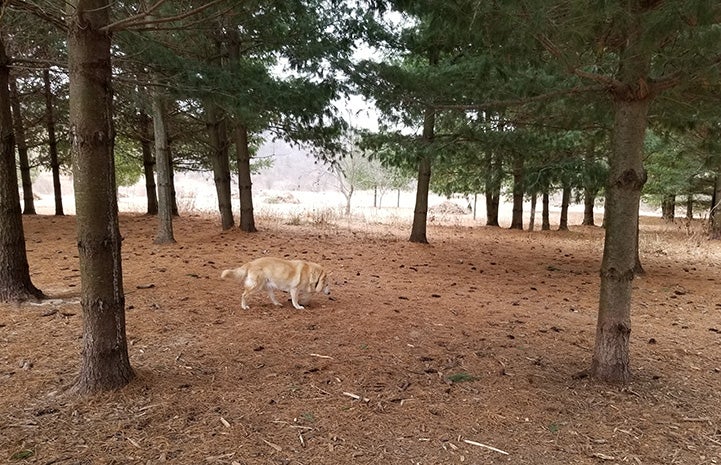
[289,288,305,310]
[267,289,283,307]
[241,291,251,310]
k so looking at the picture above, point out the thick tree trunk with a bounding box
[67,2,133,393]
[43,69,64,216]
[661,194,675,222]
[205,102,234,230]
[234,123,257,232]
[591,96,650,384]
[541,191,550,231]
[685,195,693,220]
[138,109,158,215]
[410,156,431,243]
[9,76,36,215]
[583,187,596,226]
[0,37,43,302]
[509,153,524,230]
[152,85,175,244]
[558,185,570,231]
[410,106,434,244]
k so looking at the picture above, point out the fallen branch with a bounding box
[310,353,333,359]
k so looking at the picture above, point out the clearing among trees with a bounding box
[2,212,721,464]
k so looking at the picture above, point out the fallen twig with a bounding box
[342,391,369,402]
[463,439,509,455]
[310,353,333,359]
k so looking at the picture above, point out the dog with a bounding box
[221,257,330,310]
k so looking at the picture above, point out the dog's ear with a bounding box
[314,271,328,292]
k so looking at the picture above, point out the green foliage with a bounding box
[114,137,144,187]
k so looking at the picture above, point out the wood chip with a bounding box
[220,417,230,428]
[262,439,282,452]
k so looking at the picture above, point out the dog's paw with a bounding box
[293,304,305,310]
[241,304,250,310]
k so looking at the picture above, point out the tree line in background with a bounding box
[1,1,720,392]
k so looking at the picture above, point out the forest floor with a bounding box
[2,209,721,465]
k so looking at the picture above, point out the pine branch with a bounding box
[102,0,231,32]
[5,0,68,30]
[430,84,606,112]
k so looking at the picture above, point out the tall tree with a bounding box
[0,36,43,302]
[43,68,65,216]
[67,0,133,393]
[8,75,36,215]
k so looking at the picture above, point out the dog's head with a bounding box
[310,265,331,295]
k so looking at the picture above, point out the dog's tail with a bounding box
[221,266,247,281]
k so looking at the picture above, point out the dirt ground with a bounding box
[2,210,721,465]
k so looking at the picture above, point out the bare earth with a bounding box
[2,211,721,465]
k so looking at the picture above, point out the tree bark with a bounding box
[234,123,257,232]
[67,1,133,393]
[583,187,596,226]
[409,105,434,243]
[528,192,537,231]
[591,96,650,384]
[9,75,36,215]
[0,36,43,302]
[138,109,158,215]
[43,68,64,216]
[152,84,175,244]
[541,190,550,230]
[485,151,500,227]
[710,176,721,240]
[410,155,431,243]
[661,194,675,222]
[558,185,570,231]
[206,103,233,229]
[509,152,524,230]
[685,195,693,220]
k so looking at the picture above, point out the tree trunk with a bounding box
[206,101,234,230]
[484,152,500,227]
[344,185,353,216]
[710,176,721,240]
[541,191,550,230]
[0,37,43,302]
[43,68,64,216]
[685,195,693,220]
[528,192,537,231]
[151,84,175,244]
[583,187,596,226]
[591,95,650,384]
[409,106,434,244]
[558,185,570,231]
[509,153,524,230]
[473,192,478,221]
[661,194,675,222]
[9,75,36,215]
[234,123,257,232]
[169,153,179,217]
[138,109,158,215]
[67,2,133,393]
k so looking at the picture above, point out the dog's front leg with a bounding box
[289,288,305,310]
[241,292,251,310]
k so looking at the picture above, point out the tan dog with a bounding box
[221,257,330,310]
